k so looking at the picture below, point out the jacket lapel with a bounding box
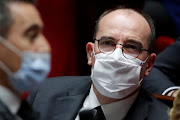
[125,89,149,120]
[48,76,92,120]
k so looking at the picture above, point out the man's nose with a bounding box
[116,44,123,49]
[36,35,51,53]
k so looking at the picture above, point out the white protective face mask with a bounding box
[91,47,148,99]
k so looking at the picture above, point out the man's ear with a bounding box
[144,53,156,76]
[86,42,94,66]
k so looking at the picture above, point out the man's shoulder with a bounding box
[143,89,169,120]
[28,76,92,104]
[28,76,92,120]
[0,100,15,120]
[42,76,92,95]
[139,88,169,108]
[42,76,92,88]
[126,88,169,120]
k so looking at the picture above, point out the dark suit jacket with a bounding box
[0,99,38,120]
[28,76,169,120]
[142,37,180,94]
[0,100,17,120]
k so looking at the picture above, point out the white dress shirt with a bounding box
[0,85,21,119]
[76,85,138,120]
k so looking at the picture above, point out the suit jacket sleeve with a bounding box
[142,37,180,94]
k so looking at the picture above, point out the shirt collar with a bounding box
[82,85,100,110]
[83,85,138,120]
[0,85,21,114]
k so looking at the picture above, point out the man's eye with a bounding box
[124,44,139,50]
[26,29,39,41]
[100,40,114,46]
[103,41,111,45]
[29,32,38,39]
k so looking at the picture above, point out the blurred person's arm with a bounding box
[142,37,180,97]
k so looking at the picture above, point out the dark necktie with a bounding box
[94,106,106,120]
[79,106,106,120]
[17,100,39,120]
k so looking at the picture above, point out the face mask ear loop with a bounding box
[0,36,22,57]
[92,44,96,59]
[0,61,12,74]
[140,56,149,66]
[91,44,96,75]
[0,36,22,74]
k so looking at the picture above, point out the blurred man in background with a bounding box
[0,0,51,119]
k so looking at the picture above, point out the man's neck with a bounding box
[0,71,20,98]
[93,84,139,105]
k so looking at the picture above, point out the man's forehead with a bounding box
[98,9,150,35]
[101,9,145,24]
[8,2,43,26]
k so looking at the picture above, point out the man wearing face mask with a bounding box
[28,6,169,120]
[0,0,51,120]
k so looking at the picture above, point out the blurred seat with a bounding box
[153,93,174,108]
[154,36,175,54]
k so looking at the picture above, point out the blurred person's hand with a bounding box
[167,89,179,97]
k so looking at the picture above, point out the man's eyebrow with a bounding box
[100,36,115,40]
[23,24,43,35]
[126,39,143,48]
[99,37,143,47]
